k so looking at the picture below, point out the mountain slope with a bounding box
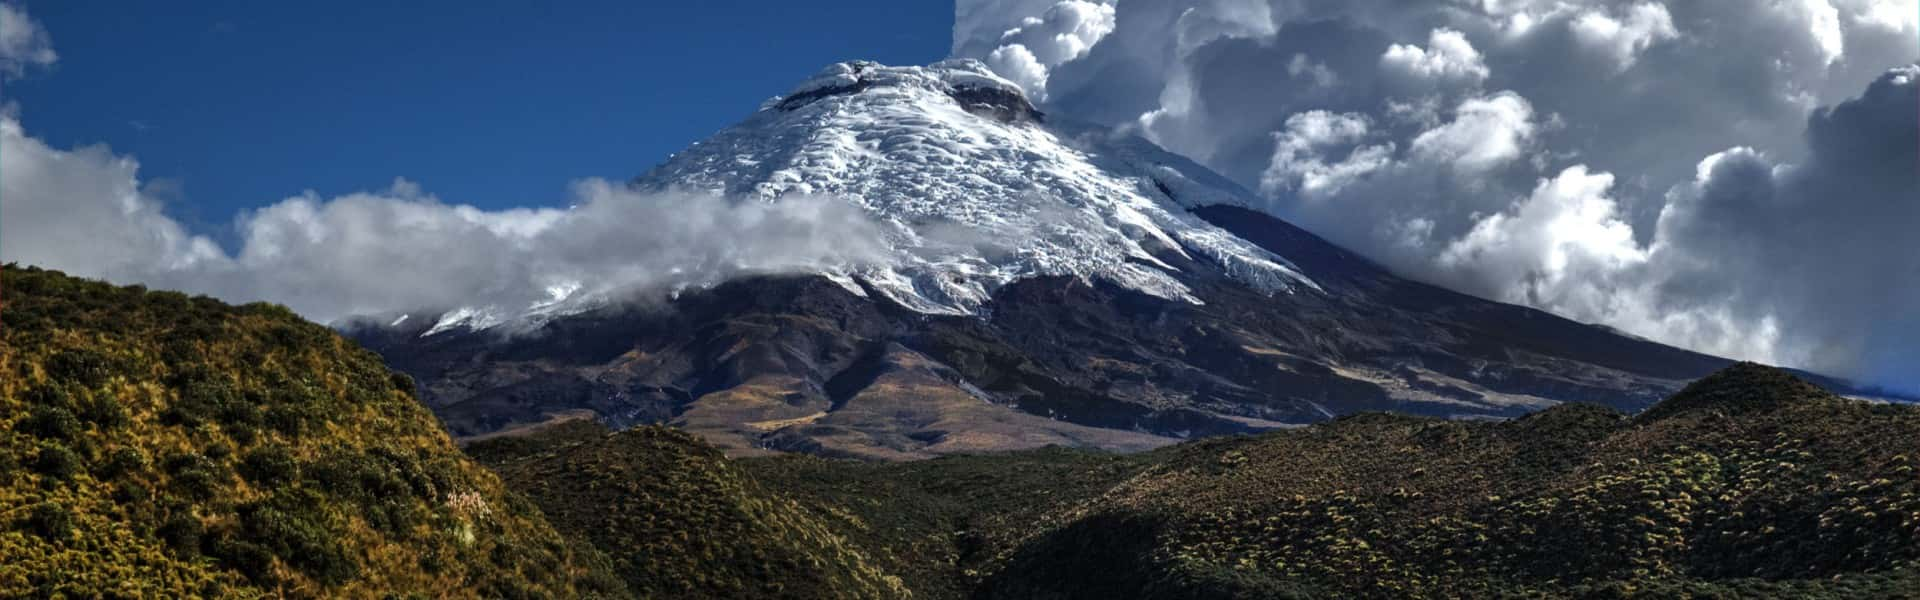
[967,363,1920,598]
[468,423,908,599]
[0,265,624,598]
[478,364,1920,598]
[350,60,1898,457]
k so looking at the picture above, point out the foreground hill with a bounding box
[351,60,1900,459]
[959,363,1920,598]
[0,266,623,598]
[486,363,1920,599]
[470,423,907,599]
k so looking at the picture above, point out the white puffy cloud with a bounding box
[956,0,1920,390]
[0,2,56,78]
[0,113,894,324]
[963,0,1115,100]
[1566,2,1679,71]
[1438,166,1648,317]
[1260,111,1392,200]
[0,118,224,278]
[986,43,1048,101]
[1408,92,1536,175]
[1381,28,1490,89]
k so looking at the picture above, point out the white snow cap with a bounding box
[429,60,1317,336]
[639,60,1316,315]
[779,60,1031,107]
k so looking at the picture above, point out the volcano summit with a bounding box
[349,60,1887,459]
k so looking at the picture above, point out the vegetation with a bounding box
[967,364,1920,599]
[469,421,910,599]
[481,363,1920,599]
[8,263,1916,599]
[744,445,1151,598]
[0,265,624,598]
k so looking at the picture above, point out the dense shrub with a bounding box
[45,350,110,387]
[32,443,80,481]
[76,391,129,429]
[477,424,908,600]
[0,265,622,597]
[98,446,147,480]
[16,405,81,441]
[24,502,73,541]
[158,512,204,554]
[237,445,297,486]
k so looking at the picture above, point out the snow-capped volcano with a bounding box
[634,59,1314,314]
[356,60,1901,460]
[414,60,1318,335]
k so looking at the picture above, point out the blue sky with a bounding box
[6,1,949,241]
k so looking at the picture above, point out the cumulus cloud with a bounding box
[1437,166,1648,320]
[956,0,1920,390]
[0,118,225,277]
[1407,92,1537,175]
[962,0,1115,100]
[0,2,56,78]
[1642,66,1920,388]
[0,113,893,324]
[1261,111,1392,200]
[1566,2,1679,71]
[1381,28,1490,90]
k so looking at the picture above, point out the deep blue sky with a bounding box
[7,1,950,240]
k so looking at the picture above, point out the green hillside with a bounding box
[479,362,1920,599]
[469,422,909,599]
[0,265,624,598]
[964,363,1920,598]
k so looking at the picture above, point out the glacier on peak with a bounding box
[416,60,1316,337]
[634,60,1317,312]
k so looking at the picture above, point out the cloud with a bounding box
[1642,66,1920,389]
[1566,2,1679,71]
[1381,28,1490,90]
[1437,165,1649,321]
[1407,92,1537,175]
[0,2,56,78]
[961,0,1115,100]
[0,118,225,278]
[1260,110,1392,200]
[955,0,1920,390]
[0,113,894,324]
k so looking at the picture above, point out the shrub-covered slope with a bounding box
[469,422,909,599]
[481,362,1920,599]
[970,363,1920,598]
[0,265,623,598]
